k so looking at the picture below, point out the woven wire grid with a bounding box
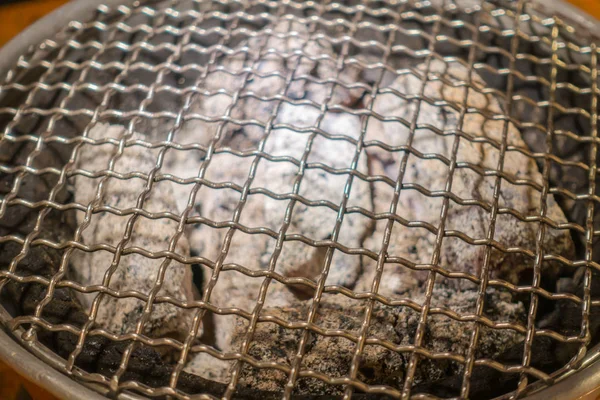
[1,0,600,399]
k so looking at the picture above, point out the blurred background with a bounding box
[0,0,68,48]
[0,0,600,399]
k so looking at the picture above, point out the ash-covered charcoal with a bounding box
[163,18,367,216]
[242,19,364,107]
[70,123,197,339]
[415,269,600,399]
[177,34,574,395]
[172,37,371,353]
[189,150,299,352]
[0,126,273,398]
[260,103,372,288]
[186,104,371,353]
[229,289,525,395]
[361,60,574,294]
[173,19,365,157]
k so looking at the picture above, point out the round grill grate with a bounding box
[1,0,600,399]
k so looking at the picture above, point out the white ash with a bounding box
[70,123,197,339]
[359,60,574,295]
[189,104,371,352]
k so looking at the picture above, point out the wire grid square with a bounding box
[250,158,296,194]
[225,229,278,272]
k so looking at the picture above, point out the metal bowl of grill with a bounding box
[2,0,600,399]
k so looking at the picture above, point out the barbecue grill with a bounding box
[2,0,600,399]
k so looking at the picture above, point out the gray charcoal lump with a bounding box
[68,47,574,391]
[182,61,573,388]
[71,123,197,339]
[231,289,525,394]
[179,59,573,389]
[359,59,574,294]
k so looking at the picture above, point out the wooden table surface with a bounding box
[1,0,600,399]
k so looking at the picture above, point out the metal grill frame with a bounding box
[1,0,600,399]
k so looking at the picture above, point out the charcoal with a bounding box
[1,2,599,399]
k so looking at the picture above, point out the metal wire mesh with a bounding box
[1,0,600,399]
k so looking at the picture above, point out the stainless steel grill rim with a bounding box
[1,0,600,399]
